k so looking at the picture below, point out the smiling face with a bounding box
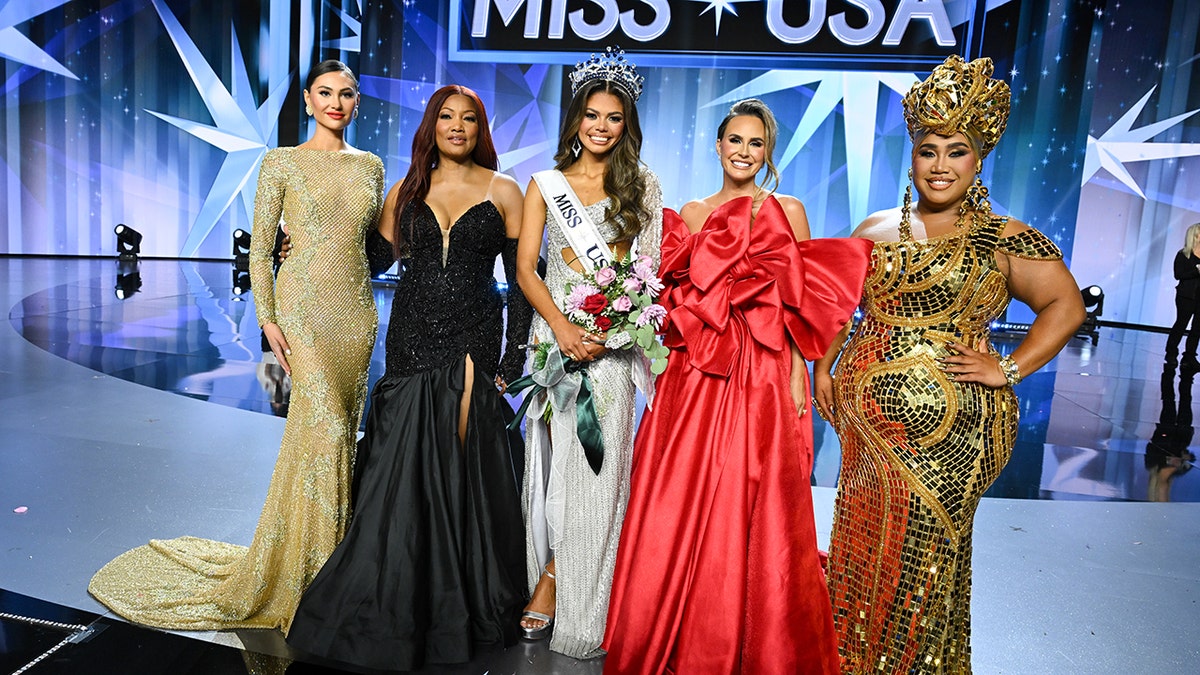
[433,94,480,161]
[576,91,626,158]
[911,131,979,211]
[717,114,767,184]
[304,70,358,132]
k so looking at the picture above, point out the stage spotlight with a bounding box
[114,223,142,260]
[1078,285,1104,345]
[233,229,252,271]
[233,268,251,298]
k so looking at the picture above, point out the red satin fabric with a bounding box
[602,197,872,675]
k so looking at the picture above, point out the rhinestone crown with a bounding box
[568,47,644,103]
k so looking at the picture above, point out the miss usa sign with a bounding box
[451,0,996,71]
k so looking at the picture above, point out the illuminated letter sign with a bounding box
[453,1,989,71]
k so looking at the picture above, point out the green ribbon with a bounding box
[507,350,606,475]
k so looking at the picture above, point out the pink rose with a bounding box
[622,277,643,294]
[612,295,633,313]
[594,265,618,287]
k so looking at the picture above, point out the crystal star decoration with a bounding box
[0,0,78,79]
[147,0,292,256]
[686,0,756,35]
[707,70,918,227]
[1082,87,1200,199]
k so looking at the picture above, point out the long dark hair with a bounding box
[392,85,499,257]
[554,80,647,241]
[305,59,358,92]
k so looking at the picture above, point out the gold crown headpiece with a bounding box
[902,55,1011,158]
[568,46,644,103]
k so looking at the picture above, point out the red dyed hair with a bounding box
[392,84,499,256]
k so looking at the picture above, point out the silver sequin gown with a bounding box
[522,167,663,658]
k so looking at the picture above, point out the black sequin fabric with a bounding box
[385,200,530,383]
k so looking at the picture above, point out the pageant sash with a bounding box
[532,170,614,272]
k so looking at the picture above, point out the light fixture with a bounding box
[114,224,142,260]
[1078,285,1104,344]
[233,229,251,270]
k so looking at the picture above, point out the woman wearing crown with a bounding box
[513,48,662,658]
[814,55,1086,672]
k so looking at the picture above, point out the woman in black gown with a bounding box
[286,84,532,671]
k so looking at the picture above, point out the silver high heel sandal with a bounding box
[520,567,555,641]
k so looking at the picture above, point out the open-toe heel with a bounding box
[520,567,556,641]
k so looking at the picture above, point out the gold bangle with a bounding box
[998,355,1022,387]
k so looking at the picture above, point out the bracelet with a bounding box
[998,355,1022,387]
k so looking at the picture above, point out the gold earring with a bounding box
[305,104,313,116]
[899,167,914,241]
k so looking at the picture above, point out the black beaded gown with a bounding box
[287,199,532,671]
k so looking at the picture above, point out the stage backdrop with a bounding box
[1,0,1198,326]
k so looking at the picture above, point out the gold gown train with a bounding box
[88,147,384,634]
[826,215,1063,673]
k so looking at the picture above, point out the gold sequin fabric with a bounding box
[88,147,384,634]
[826,216,1061,673]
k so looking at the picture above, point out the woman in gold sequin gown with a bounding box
[813,56,1086,673]
[88,61,384,635]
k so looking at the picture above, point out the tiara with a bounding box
[568,47,644,103]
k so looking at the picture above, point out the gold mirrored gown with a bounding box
[88,147,384,634]
[826,215,1062,673]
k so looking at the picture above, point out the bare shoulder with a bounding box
[774,194,808,219]
[852,208,903,241]
[679,199,713,234]
[490,171,523,199]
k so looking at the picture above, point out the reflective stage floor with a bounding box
[1,256,1197,673]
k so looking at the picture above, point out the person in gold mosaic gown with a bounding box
[88,60,384,635]
[813,55,1086,673]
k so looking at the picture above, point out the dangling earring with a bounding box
[353,107,359,120]
[571,137,582,158]
[961,176,990,230]
[305,104,313,116]
[899,167,914,242]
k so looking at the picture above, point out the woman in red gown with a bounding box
[602,99,871,674]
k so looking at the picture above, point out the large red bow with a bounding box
[659,197,872,378]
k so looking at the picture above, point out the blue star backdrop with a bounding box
[1,0,1198,326]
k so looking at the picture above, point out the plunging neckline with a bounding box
[424,199,497,234]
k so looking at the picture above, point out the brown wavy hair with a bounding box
[392,85,498,257]
[553,80,647,241]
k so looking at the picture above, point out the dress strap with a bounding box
[997,226,1064,260]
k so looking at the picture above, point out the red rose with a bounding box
[594,315,612,331]
[580,293,609,315]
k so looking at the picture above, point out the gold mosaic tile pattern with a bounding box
[826,216,1061,673]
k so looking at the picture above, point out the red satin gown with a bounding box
[602,196,872,674]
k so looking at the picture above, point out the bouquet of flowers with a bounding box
[559,253,670,374]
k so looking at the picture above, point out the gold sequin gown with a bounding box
[825,215,1062,673]
[88,147,384,634]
